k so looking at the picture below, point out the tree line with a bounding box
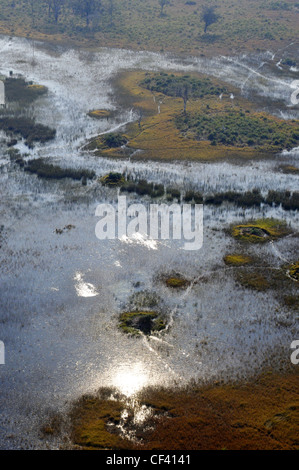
[25,1,220,32]
[43,0,104,26]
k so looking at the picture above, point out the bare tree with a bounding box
[46,0,65,23]
[27,0,36,26]
[137,108,144,129]
[159,0,170,17]
[108,0,115,25]
[201,6,219,33]
[176,83,190,113]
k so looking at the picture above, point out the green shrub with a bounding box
[102,133,128,148]
[141,73,224,99]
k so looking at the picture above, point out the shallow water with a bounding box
[0,35,298,449]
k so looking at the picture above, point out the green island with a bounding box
[88,109,111,119]
[85,71,299,162]
[231,218,291,243]
[119,311,167,336]
[165,277,190,289]
[224,254,253,266]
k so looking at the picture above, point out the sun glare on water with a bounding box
[112,364,149,397]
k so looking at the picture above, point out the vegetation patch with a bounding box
[165,276,190,289]
[98,172,299,211]
[70,394,131,450]
[94,70,299,163]
[24,158,95,181]
[184,190,203,204]
[90,133,128,150]
[237,271,270,291]
[119,311,166,336]
[5,77,48,104]
[287,261,299,282]
[231,218,290,243]
[120,179,164,198]
[279,165,299,175]
[175,109,299,151]
[205,189,264,208]
[284,295,299,309]
[224,254,253,266]
[100,172,125,186]
[0,115,56,147]
[141,72,224,103]
[166,187,181,201]
[88,109,111,119]
[40,414,62,438]
[0,1,297,58]
[69,373,299,450]
[266,191,299,211]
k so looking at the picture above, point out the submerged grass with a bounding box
[24,158,95,181]
[5,77,48,104]
[237,271,270,291]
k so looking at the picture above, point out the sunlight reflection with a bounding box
[74,272,99,298]
[112,364,149,397]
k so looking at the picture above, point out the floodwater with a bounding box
[0,35,298,449]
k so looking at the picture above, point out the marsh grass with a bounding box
[24,158,95,181]
[5,77,48,104]
[0,115,56,147]
[69,372,299,450]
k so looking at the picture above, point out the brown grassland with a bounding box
[70,372,299,450]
